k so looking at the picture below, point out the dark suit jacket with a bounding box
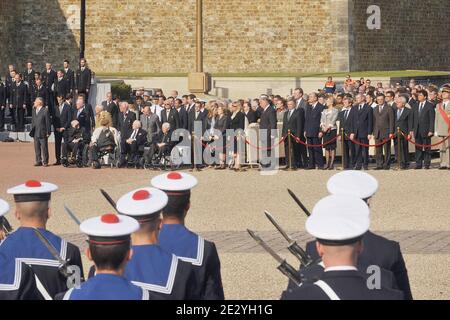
[176,106,188,130]
[73,105,95,135]
[66,126,89,144]
[188,110,206,134]
[23,70,35,87]
[127,128,147,147]
[31,85,49,107]
[229,111,245,131]
[244,110,257,124]
[351,104,373,138]
[214,115,229,134]
[282,108,304,138]
[394,107,413,135]
[372,104,395,139]
[305,103,325,137]
[31,107,51,138]
[411,101,435,138]
[75,68,92,92]
[0,83,5,107]
[11,82,28,108]
[54,78,69,99]
[53,102,72,130]
[259,106,277,130]
[118,111,137,139]
[64,69,75,92]
[41,70,56,92]
[161,108,180,131]
[102,100,119,129]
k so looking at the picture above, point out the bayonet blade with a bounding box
[287,188,311,217]
[32,228,68,270]
[247,229,284,264]
[63,205,81,226]
[264,211,294,243]
[100,189,118,213]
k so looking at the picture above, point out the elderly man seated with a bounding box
[62,120,90,167]
[119,120,148,167]
[143,122,174,166]
[88,117,120,168]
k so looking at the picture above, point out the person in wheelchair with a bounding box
[88,118,120,168]
[62,120,90,167]
[119,120,147,168]
[144,122,175,167]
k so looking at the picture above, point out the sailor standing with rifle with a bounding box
[1,180,84,300]
[282,195,404,300]
[0,198,42,300]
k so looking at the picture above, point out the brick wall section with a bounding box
[349,0,450,71]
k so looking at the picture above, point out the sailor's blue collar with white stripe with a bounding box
[63,274,148,300]
[158,224,204,266]
[0,227,68,264]
[0,253,23,290]
[124,244,179,294]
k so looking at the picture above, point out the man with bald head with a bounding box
[119,120,147,167]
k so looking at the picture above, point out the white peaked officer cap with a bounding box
[151,172,198,193]
[306,195,370,246]
[80,214,139,245]
[327,171,379,201]
[0,199,10,217]
[116,187,168,217]
[7,180,58,203]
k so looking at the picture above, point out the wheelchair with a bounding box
[62,142,89,168]
[90,144,120,169]
[141,143,179,171]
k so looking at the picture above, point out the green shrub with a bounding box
[111,81,132,100]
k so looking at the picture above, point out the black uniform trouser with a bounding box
[307,137,324,168]
[415,136,431,168]
[375,138,391,169]
[394,135,409,168]
[354,137,369,169]
[343,138,356,169]
[0,107,5,131]
[34,137,49,164]
[54,131,64,162]
[293,138,307,168]
[12,106,26,131]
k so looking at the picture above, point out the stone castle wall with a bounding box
[0,0,448,74]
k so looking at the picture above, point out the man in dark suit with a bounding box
[175,98,188,130]
[10,73,28,132]
[338,96,357,170]
[372,94,395,170]
[258,96,278,168]
[53,94,72,165]
[187,101,206,134]
[282,98,304,169]
[63,60,75,94]
[304,93,325,169]
[75,58,92,100]
[161,100,180,132]
[54,70,69,103]
[118,101,137,143]
[410,90,435,169]
[30,78,48,108]
[31,98,51,166]
[73,95,95,138]
[120,120,147,166]
[23,61,35,116]
[394,96,413,169]
[101,92,119,129]
[350,94,373,170]
[0,79,6,131]
[5,68,15,111]
[41,63,56,115]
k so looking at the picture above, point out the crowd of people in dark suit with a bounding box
[1,61,449,171]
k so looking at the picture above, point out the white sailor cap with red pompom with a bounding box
[116,187,168,217]
[80,213,140,245]
[327,171,379,201]
[7,180,58,202]
[150,172,198,193]
[0,199,10,217]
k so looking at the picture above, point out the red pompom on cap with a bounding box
[132,190,151,201]
[167,172,182,180]
[25,180,42,188]
[101,214,119,224]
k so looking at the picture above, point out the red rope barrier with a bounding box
[347,135,394,148]
[290,133,340,148]
[401,132,450,148]
[244,135,287,151]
